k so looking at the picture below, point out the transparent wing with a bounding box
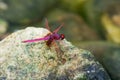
[45,18,51,31]
[53,23,64,33]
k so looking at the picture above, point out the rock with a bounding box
[83,0,120,38]
[0,19,8,34]
[0,1,8,11]
[102,46,120,80]
[76,41,120,80]
[60,0,87,12]
[101,3,120,44]
[0,27,111,80]
[42,9,101,44]
[0,0,58,24]
[0,33,10,41]
[0,19,9,41]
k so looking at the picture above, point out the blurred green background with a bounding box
[0,0,120,80]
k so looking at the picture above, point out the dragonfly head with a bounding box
[60,34,65,40]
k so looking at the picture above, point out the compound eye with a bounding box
[60,34,65,40]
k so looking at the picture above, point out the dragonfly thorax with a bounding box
[50,33,65,40]
[50,33,61,40]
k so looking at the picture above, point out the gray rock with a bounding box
[0,0,58,24]
[0,27,111,80]
[76,41,120,80]
[0,19,8,34]
[102,47,120,80]
[0,1,7,11]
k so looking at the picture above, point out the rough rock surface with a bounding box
[0,27,111,80]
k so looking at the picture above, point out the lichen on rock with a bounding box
[0,27,111,80]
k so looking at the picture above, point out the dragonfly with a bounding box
[22,19,65,46]
[22,19,66,64]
